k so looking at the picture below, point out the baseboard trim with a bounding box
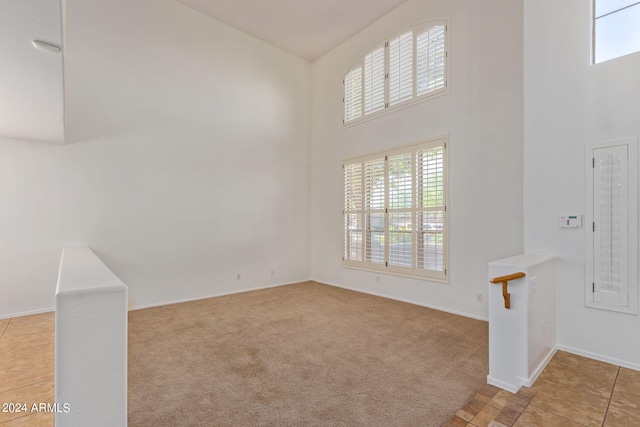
[313,279,488,322]
[0,281,311,320]
[1,279,488,323]
[486,375,519,393]
[0,307,55,320]
[558,344,640,371]
[128,280,310,312]
[520,346,558,387]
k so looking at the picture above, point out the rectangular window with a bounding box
[343,137,448,281]
[593,1,640,63]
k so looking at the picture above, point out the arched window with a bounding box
[344,20,449,124]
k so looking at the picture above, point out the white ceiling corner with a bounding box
[0,0,64,143]
[176,0,409,62]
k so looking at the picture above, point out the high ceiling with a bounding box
[0,0,64,143]
[177,0,409,62]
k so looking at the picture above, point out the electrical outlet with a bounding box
[476,293,482,302]
[271,270,275,276]
[236,273,241,280]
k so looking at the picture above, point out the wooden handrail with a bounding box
[490,272,526,309]
[490,272,526,284]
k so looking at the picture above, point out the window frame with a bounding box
[343,136,449,283]
[342,19,450,127]
[592,0,640,64]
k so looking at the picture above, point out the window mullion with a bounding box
[412,148,417,271]
[384,41,390,109]
[360,65,365,120]
[384,155,389,267]
[412,32,418,100]
[360,161,366,264]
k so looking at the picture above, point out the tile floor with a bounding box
[446,350,640,427]
[0,313,55,426]
[1,312,639,427]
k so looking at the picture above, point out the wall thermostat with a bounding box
[560,215,582,228]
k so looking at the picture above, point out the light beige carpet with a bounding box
[128,282,488,426]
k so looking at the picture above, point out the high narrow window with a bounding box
[593,1,640,63]
[343,20,449,124]
[343,137,448,281]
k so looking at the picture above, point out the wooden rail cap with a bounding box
[490,272,526,309]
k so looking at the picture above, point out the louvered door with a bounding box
[592,145,628,307]
[587,140,638,314]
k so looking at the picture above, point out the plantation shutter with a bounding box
[343,20,449,125]
[364,47,386,114]
[343,138,448,281]
[416,24,446,96]
[389,31,414,106]
[387,152,413,270]
[344,67,363,123]
[344,162,363,262]
[364,157,386,266]
[592,145,629,308]
[416,143,446,279]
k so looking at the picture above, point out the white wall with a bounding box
[309,0,524,319]
[524,0,640,367]
[0,0,311,317]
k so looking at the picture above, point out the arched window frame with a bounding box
[343,19,450,126]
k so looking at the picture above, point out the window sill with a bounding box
[343,87,449,129]
[342,263,449,284]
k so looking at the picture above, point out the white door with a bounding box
[592,145,629,308]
